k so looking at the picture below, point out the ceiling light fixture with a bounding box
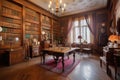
[48,0,66,15]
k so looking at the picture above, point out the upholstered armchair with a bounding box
[81,43,94,55]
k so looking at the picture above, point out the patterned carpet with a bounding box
[40,58,80,76]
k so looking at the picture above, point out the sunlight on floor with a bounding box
[83,65,92,79]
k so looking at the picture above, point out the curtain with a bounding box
[84,14,95,43]
[66,18,75,44]
[84,14,95,36]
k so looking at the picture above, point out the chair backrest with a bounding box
[44,40,50,48]
[83,43,93,48]
[40,40,50,49]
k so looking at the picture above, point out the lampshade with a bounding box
[78,35,82,39]
[108,35,120,42]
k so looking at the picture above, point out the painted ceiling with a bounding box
[28,0,108,16]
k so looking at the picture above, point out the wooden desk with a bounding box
[42,47,78,72]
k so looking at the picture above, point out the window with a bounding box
[71,18,91,44]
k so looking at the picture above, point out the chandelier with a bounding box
[48,0,66,15]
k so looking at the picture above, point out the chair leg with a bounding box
[100,59,102,67]
[106,63,109,74]
[115,67,117,80]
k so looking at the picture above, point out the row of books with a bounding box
[25,13,39,22]
[41,15,51,25]
[25,22,39,27]
[25,25,39,31]
[1,22,21,29]
[3,0,22,12]
[25,8,39,17]
[1,27,21,34]
[2,17,22,24]
[25,31,39,35]
[25,34,39,39]
[0,33,21,41]
[2,7,21,18]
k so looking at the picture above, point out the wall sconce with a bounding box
[0,26,3,41]
[0,26,2,32]
[0,26,3,46]
[15,37,19,41]
[9,37,19,50]
[42,31,45,35]
[0,36,2,46]
[0,26,2,41]
[38,41,40,45]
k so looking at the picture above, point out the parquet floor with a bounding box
[0,54,112,80]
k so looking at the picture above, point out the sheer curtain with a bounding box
[84,14,94,43]
[69,16,94,44]
[66,18,75,45]
[84,14,95,36]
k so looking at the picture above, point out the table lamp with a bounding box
[108,34,120,48]
[78,35,82,43]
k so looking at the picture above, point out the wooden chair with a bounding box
[81,43,93,55]
[40,40,51,63]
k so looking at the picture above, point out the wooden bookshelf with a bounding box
[53,20,61,41]
[0,0,22,49]
[41,14,51,40]
[0,0,59,65]
[24,7,40,57]
[24,7,40,40]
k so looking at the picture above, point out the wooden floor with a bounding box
[0,54,112,80]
